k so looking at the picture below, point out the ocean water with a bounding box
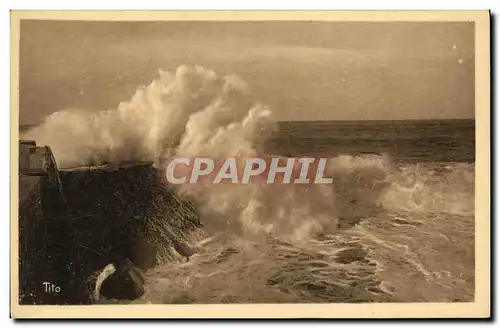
[21,66,475,304]
[134,120,475,304]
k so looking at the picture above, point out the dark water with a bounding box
[266,119,475,163]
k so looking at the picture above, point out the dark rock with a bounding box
[172,239,195,259]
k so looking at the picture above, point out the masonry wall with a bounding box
[19,142,200,304]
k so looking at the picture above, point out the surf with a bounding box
[21,64,475,303]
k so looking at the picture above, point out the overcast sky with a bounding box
[19,20,474,124]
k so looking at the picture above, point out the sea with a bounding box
[133,119,475,304]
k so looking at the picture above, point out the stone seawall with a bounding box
[18,141,200,304]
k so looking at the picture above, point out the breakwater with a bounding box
[18,141,200,304]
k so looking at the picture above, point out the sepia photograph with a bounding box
[10,10,490,318]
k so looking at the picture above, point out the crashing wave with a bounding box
[23,65,474,244]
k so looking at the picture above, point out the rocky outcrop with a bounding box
[57,163,200,303]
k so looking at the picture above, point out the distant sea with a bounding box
[21,119,475,164]
[265,119,475,163]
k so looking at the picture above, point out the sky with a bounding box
[18,20,474,124]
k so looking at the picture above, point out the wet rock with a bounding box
[129,239,157,270]
[172,239,195,259]
[98,261,145,301]
[167,293,194,304]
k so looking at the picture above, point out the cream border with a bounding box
[10,10,491,319]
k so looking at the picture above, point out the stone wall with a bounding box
[18,141,200,304]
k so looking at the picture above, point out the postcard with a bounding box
[10,10,490,319]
